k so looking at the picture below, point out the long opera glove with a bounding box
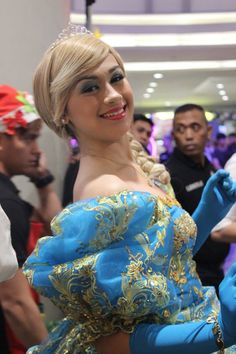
[192,169,236,255]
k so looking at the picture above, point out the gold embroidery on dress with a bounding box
[24,191,236,354]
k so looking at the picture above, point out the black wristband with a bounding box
[30,170,55,189]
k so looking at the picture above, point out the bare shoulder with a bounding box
[74,175,128,201]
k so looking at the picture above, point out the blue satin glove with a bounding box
[129,265,236,354]
[218,263,236,347]
[192,169,236,254]
[130,320,218,354]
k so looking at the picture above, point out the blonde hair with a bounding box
[33,33,125,139]
[33,30,171,189]
[128,132,171,187]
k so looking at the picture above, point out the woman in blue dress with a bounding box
[23,23,236,353]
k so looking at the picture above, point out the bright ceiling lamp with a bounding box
[153,111,215,121]
[70,12,236,26]
[153,111,174,120]
[124,60,236,72]
[101,31,236,47]
[205,112,216,121]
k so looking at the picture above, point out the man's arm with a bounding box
[211,222,236,243]
[29,153,62,233]
[0,269,48,348]
[211,154,236,243]
[33,181,62,233]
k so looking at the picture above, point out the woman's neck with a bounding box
[80,135,133,166]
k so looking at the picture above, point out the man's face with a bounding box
[0,120,42,177]
[130,120,152,147]
[172,109,212,160]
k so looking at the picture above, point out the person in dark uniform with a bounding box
[165,103,230,295]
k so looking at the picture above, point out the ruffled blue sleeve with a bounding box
[23,191,194,352]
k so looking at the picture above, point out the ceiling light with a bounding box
[165,101,171,107]
[100,32,236,47]
[125,60,236,72]
[149,82,158,87]
[216,83,224,89]
[205,112,216,121]
[219,90,226,95]
[146,87,155,93]
[153,111,174,120]
[222,96,229,101]
[143,93,150,98]
[153,73,163,79]
[71,12,236,26]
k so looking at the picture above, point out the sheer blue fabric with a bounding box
[23,191,235,353]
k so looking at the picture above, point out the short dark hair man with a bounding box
[165,103,230,294]
[130,113,154,155]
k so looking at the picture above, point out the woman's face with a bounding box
[65,54,134,146]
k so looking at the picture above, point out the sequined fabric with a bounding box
[23,191,236,353]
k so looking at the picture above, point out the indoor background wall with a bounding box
[0,0,71,203]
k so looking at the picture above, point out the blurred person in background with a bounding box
[0,85,61,353]
[62,138,80,207]
[165,103,230,295]
[225,132,236,161]
[130,113,153,155]
[159,132,174,163]
[212,132,228,169]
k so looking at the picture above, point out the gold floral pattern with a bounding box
[23,191,236,353]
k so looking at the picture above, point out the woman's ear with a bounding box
[61,113,69,126]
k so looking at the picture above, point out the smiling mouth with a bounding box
[100,105,126,120]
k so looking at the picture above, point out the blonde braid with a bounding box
[127,132,171,186]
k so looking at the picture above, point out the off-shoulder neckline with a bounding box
[68,190,179,208]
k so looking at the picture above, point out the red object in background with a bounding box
[27,221,44,255]
[6,220,44,354]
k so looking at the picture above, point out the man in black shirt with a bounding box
[165,103,230,294]
[0,85,61,352]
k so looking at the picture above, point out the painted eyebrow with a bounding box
[77,65,121,82]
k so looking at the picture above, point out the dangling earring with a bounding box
[61,118,66,125]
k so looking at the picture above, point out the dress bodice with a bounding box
[23,191,220,353]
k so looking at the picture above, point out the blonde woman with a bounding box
[23,24,236,353]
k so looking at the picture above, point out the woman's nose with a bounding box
[104,83,122,105]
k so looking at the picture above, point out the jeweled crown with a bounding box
[51,22,92,50]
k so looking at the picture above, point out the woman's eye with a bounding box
[80,83,99,93]
[111,73,124,84]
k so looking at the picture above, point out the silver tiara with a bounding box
[51,22,92,50]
